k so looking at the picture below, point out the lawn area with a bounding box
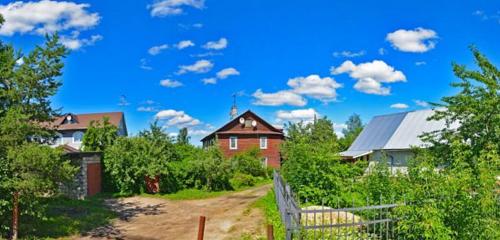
[141,179,272,200]
[252,188,285,240]
[18,194,116,239]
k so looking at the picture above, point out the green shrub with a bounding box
[104,135,178,195]
[230,173,257,189]
[188,146,233,191]
[230,148,266,177]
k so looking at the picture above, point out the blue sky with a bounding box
[1,0,499,144]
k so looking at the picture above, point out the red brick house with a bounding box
[201,110,285,168]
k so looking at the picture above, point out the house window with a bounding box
[260,136,268,149]
[229,136,238,150]
[73,131,84,143]
[262,157,268,167]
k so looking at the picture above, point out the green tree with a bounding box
[396,47,500,239]
[177,127,190,145]
[105,123,178,195]
[0,22,72,237]
[82,117,119,152]
[340,113,363,150]
[281,117,366,206]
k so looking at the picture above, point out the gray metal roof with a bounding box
[340,109,451,157]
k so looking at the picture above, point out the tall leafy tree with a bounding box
[0,16,73,238]
[340,113,363,150]
[396,47,500,239]
[177,127,190,145]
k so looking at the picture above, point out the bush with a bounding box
[230,148,266,177]
[230,173,257,189]
[104,136,177,195]
[188,147,233,191]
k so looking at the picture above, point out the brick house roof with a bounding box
[201,110,283,142]
[44,112,126,132]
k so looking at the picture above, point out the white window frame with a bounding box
[229,136,238,150]
[72,131,84,143]
[260,136,268,149]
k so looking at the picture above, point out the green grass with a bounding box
[141,179,272,201]
[19,194,117,239]
[252,188,285,240]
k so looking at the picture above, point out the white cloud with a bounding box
[178,22,203,29]
[252,89,306,107]
[331,60,406,95]
[137,106,159,112]
[155,109,201,127]
[333,50,365,58]
[202,78,217,85]
[148,0,205,17]
[190,51,223,58]
[473,10,500,23]
[386,28,438,53]
[390,103,409,109]
[203,38,228,50]
[59,31,102,50]
[189,129,210,136]
[216,67,240,79]
[276,108,319,123]
[287,75,342,102]
[414,99,429,107]
[178,59,213,74]
[0,0,100,36]
[140,58,152,70]
[415,61,427,66]
[175,40,195,49]
[378,48,387,55]
[148,44,168,55]
[160,79,183,88]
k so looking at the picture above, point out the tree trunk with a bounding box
[11,191,19,240]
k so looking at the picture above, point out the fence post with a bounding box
[267,224,274,240]
[197,216,206,240]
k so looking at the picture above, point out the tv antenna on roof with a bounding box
[229,93,238,120]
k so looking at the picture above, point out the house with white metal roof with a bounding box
[340,109,457,172]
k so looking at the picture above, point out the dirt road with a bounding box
[78,184,271,240]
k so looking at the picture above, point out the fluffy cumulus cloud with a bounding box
[333,50,366,58]
[390,103,409,109]
[331,60,406,95]
[177,59,213,74]
[386,28,438,53]
[59,31,102,50]
[160,79,183,88]
[287,75,342,102]
[155,109,200,127]
[276,108,319,123]
[203,38,228,50]
[252,89,306,107]
[175,40,194,49]
[0,0,100,36]
[148,44,169,55]
[216,67,240,79]
[252,74,341,106]
[148,0,205,17]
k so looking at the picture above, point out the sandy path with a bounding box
[77,184,271,240]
